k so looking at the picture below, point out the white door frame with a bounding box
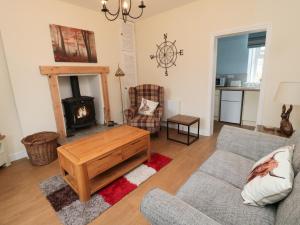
[207,24,272,135]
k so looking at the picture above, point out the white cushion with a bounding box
[241,145,295,207]
[138,98,159,116]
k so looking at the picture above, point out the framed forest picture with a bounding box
[49,24,98,63]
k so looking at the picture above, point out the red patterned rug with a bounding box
[40,153,172,225]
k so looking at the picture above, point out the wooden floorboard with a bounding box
[0,125,225,225]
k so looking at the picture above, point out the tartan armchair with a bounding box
[124,84,164,134]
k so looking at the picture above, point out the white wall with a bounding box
[136,0,300,135]
[0,0,125,157]
[217,34,249,75]
[0,32,24,159]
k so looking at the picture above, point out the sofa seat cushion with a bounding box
[286,132,300,174]
[176,171,276,225]
[198,150,254,189]
[275,172,300,225]
[130,115,160,129]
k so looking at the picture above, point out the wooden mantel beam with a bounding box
[40,66,110,76]
[39,65,111,139]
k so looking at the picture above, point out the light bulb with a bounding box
[139,0,146,8]
[123,1,128,10]
[101,0,107,6]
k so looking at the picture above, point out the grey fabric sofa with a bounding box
[141,126,300,225]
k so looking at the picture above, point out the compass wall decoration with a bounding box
[150,33,184,76]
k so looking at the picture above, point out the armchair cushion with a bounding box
[130,115,160,129]
[138,98,159,116]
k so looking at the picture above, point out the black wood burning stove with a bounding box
[62,76,96,135]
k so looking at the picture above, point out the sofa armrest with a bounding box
[217,125,287,161]
[124,107,137,122]
[154,106,163,119]
[141,188,221,225]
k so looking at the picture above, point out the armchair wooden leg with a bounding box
[150,132,159,138]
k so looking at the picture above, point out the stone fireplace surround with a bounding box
[39,66,111,139]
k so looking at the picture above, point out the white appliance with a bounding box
[230,80,242,87]
[220,90,243,124]
[216,77,226,87]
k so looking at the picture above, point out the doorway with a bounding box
[208,25,271,135]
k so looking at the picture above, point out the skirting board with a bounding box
[242,120,256,127]
[9,150,28,162]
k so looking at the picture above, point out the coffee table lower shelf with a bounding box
[63,152,148,196]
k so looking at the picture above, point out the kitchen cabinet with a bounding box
[214,90,220,120]
[242,91,260,126]
[214,88,260,126]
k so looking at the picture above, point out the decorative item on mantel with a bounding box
[101,0,146,23]
[274,82,300,137]
[150,33,184,76]
[115,65,126,124]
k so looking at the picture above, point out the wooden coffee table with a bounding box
[167,114,200,145]
[58,125,150,202]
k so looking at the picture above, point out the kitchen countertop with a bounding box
[216,86,260,91]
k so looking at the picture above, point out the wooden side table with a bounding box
[0,135,11,167]
[167,114,200,145]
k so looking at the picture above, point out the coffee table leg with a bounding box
[58,154,66,176]
[198,120,200,139]
[75,165,90,202]
[167,121,169,140]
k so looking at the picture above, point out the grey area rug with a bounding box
[40,176,110,225]
[39,153,172,225]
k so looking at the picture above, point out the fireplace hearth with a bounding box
[62,76,96,136]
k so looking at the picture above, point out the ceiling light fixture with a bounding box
[101,0,146,23]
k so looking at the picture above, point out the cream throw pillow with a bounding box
[138,98,159,116]
[241,145,295,207]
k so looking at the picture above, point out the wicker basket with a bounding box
[21,131,59,166]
